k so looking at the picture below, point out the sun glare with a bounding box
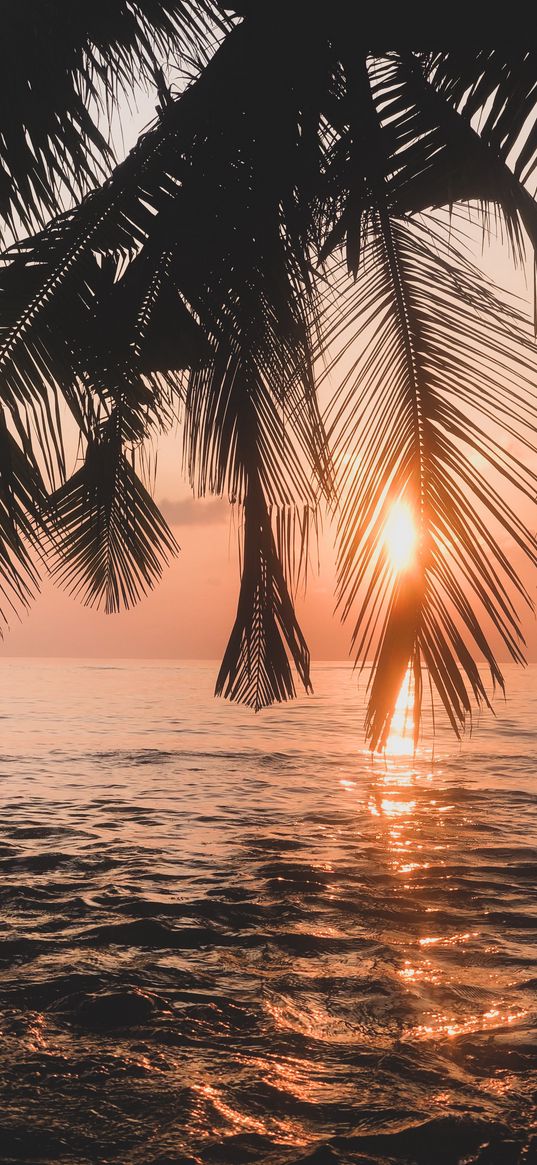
[383,502,417,573]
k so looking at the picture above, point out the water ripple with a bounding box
[0,660,536,1163]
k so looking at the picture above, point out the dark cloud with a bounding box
[159,496,229,527]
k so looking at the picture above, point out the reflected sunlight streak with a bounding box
[385,670,415,757]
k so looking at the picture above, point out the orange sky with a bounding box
[2,447,534,662]
[0,432,352,660]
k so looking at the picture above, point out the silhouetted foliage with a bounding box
[0,12,536,746]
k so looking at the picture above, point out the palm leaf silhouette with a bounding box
[50,412,178,613]
[0,28,537,741]
[0,1,226,239]
[326,217,537,747]
[0,412,48,630]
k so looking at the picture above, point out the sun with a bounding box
[383,501,417,573]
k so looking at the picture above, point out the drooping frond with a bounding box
[185,278,324,708]
[50,412,178,613]
[183,269,326,707]
[0,203,206,615]
[326,216,537,748]
[215,473,312,711]
[186,312,321,706]
[0,215,105,487]
[0,413,48,630]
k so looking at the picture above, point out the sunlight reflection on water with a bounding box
[0,660,535,1162]
[384,669,416,757]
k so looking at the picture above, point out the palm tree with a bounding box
[0,14,536,748]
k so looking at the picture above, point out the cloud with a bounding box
[159,496,229,527]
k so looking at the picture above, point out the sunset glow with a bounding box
[384,502,417,573]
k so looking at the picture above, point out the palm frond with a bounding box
[215,475,312,710]
[50,410,178,613]
[0,412,48,630]
[185,328,325,707]
[326,216,537,749]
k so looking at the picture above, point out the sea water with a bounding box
[0,660,535,1163]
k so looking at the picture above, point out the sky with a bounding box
[3,372,536,663]
[1,80,536,664]
[1,421,351,660]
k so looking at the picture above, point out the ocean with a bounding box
[0,659,536,1164]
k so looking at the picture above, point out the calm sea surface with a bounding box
[0,659,536,1164]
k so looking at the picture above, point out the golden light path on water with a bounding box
[384,669,415,758]
[0,659,534,1158]
[356,669,527,1052]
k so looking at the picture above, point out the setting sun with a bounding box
[383,502,417,573]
